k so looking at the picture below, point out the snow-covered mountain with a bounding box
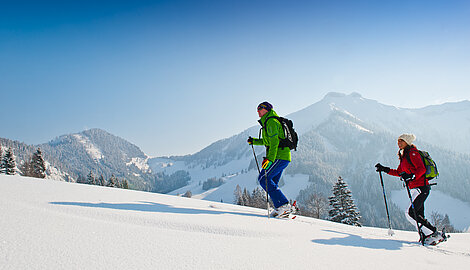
[42,128,156,189]
[148,92,470,231]
[1,129,155,190]
[3,92,470,231]
[290,92,470,153]
[2,175,469,269]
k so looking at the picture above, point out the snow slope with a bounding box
[1,175,470,270]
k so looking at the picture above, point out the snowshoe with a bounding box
[424,228,449,246]
[276,201,298,219]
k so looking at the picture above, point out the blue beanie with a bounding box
[257,101,273,111]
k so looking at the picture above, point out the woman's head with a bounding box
[397,133,416,149]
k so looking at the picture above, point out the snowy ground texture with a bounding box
[1,175,470,270]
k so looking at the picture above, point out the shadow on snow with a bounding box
[311,229,416,251]
[49,200,263,218]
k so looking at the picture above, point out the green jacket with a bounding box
[252,109,291,162]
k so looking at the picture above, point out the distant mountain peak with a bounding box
[323,92,363,100]
[323,92,347,99]
[79,128,113,137]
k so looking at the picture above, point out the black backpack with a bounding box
[259,116,299,151]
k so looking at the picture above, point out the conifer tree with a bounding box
[76,175,87,184]
[87,171,96,185]
[242,188,251,206]
[328,176,361,226]
[0,146,4,174]
[31,148,46,178]
[251,187,266,209]
[442,214,457,233]
[2,148,17,175]
[234,185,243,205]
[108,174,117,187]
[183,190,192,198]
[116,178,123,188]
[122,179,129,189]
[98,175,106,186]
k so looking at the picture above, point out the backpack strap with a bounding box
[404,148,433,184]
[404,151,413,167]
[404,148,419,169]
[259,116,279,138]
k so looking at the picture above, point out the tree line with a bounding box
[1,145,129,189]
[1,146,46,178]
[233,176,363,227]
[76,171,130,189]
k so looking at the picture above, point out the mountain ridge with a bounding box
[3,92,470,230]
[147,92,470,230]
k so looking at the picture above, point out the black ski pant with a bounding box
[406,185,437,236]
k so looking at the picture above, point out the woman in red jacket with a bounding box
[375,134,444,245]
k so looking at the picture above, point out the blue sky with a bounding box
[1,0,469,156]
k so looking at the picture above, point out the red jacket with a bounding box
[388,145,429,189]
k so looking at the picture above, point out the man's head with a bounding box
[257,101,273,118]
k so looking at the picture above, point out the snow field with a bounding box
[1,175,470,270]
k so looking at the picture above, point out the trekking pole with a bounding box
[264,165,269,219]
[251,145,270,218]
[251,144,261,174]
[401,173,425,245]
[378,171,394,236]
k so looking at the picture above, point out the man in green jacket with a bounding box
[247,101,292,217]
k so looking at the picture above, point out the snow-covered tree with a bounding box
[251,187,267,209]
[0,146,4,174]
[19,159,33,177]
[183,190,192,198]
[98,175,106,186]
[121,179,129,189]
[328,176,361,226]
[2,148,17,175]
[87,171,96,185]
[234,185,243,205]
[108,174,118,187]
[202,177,224,191]
[242,188,251,206]
[31,148,46,178]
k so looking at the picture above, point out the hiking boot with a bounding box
[275,203,293,218]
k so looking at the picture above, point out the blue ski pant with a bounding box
[258,159,290,208]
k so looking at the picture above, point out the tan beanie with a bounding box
[398,133,416,146]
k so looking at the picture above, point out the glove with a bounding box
[375,163,390,173]
[262,158,273,170]
[399,172,414,181]
[247,136,254,145]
